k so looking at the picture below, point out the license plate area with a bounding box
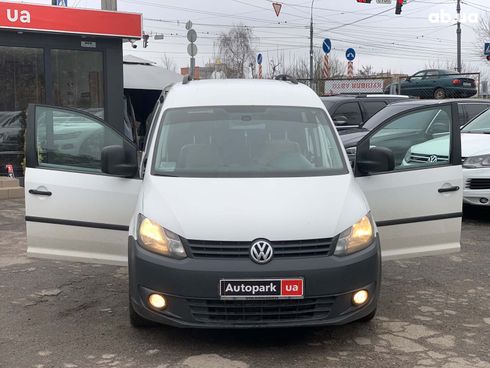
[463,82,472,87]
[219,278,304,300]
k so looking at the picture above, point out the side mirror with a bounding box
[101,145,138,178]
[406,76,411,82]
[333,115,349,125]
[429,122,449,135]
[357,146,395,175]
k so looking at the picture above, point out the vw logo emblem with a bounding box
[428,155,438,163]
[250,240,273,264]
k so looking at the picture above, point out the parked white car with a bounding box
[403,107,490,206]
[24,79,463,328]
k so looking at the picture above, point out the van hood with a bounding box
[409,133,490,158]
[141,175,369,242]
[461,133,490,157]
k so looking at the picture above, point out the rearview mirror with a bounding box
[101,145,138,178]
[333,115,349,125]
[357,146,395,175]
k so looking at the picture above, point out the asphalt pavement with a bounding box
[1,198,489,368]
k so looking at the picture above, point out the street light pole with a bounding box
[456,0,462,73]
[309,0,315,87]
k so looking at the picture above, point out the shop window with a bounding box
[51,49,104,118]
[0,46,45,176]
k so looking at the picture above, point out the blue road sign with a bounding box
[322,38,332,54]
[257,53,263,65]
[346,48,356,61]
[485,43,490,56]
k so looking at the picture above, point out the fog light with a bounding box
[148,293,166,309]
[352,290,369,306]
[480,198,489,204]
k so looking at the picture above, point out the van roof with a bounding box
[163,79,324,109]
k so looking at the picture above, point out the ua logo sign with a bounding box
[6,9,31,24]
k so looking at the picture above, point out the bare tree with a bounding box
[357,65,376,77]
[161,54,176,72]
[425,60,472,73]
[476,14,490,57]
[216,25,255,78]
[284,50,344,80]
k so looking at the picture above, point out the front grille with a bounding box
[408,153,449,164]
[188,296,335,325]
[466,178,490,190]
[185,238,334,259]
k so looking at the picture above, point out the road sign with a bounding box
[187,29,197,43]
[485,43,490,56]
[187,43,198,57]
[185,20,193,30]
[346,48,356,61]
[272,2,282,17]
[322,38,332,54]
[257,53,263,65]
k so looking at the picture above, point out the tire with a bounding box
[357,308,377,323]
[434,88,446,100]
[129,299,156,328]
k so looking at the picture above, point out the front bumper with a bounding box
[128,235,381,328]
[463,168,490,206]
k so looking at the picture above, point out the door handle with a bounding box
[29,189,52,196]
[438,186,460,193]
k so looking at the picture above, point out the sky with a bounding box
[7,0,490,77]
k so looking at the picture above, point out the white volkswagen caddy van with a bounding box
[24,77,463,328]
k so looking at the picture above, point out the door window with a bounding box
[362,106,452,170]
[410,71,425,81]
[51,49,104,118]
[35,106,122,173]
[332,102,363,125]
[424,71,439,79]
[363,101,387,120]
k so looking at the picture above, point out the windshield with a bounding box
[462,108,490,134]
[152,106,347,177]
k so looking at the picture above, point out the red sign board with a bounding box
[0,2,142,39]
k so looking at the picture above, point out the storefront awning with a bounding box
[0,2,142,39]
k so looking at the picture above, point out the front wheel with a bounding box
[434,88,446,100]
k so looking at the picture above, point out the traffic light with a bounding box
[395,0,403,14]
[142,34,149,48]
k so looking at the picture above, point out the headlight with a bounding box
[334,213,375,256]
[463,155,490,169]
[137,214,187,259]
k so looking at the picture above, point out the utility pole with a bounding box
[102,0,117,10]
[456,0,462,73]
[309,0,315,88]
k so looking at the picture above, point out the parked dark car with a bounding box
[321,94,409,130]
[385,69,477,99]
[0,111,24,178]
[339,99,490,163]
